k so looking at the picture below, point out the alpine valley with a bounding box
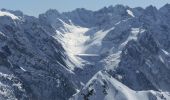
[0,4,170,100]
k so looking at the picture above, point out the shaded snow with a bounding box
[87,27,115,47]
[84,27,115,54]
[102,51,121,70]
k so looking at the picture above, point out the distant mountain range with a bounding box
[0,4,170,100]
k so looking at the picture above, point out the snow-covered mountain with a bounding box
[71,71,170,100]
[0,4,170,100]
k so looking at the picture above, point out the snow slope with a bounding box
[127,9,135,17]
[71,71,170,100]
[1,4,170,100]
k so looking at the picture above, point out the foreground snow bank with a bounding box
[71,71,170,100]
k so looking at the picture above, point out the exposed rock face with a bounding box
[0,4,170,100]
[0,10,76,100]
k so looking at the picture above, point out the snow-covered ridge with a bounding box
[71,71,170,100]
[0,4,170,100]
[0,10,19,20]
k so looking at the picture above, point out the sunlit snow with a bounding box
[0,11,19,20]
[127,9,135,17]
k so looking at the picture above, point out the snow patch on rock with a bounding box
[127,9,135,17]
[0,11,19,20]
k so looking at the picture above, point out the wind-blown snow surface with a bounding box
[0,4,170,100]
[71,71,170,100]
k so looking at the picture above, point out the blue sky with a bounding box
[0,0,170,16]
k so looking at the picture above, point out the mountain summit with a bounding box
[0,4,170,100]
